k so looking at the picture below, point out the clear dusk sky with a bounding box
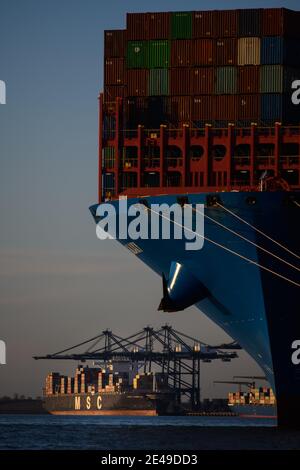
[0,0,298,398]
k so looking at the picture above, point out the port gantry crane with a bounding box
[34,324,239,410]
[214,376,268,392]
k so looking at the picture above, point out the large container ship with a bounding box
[44,363,176,415]
[90,8,300,427]
[228,387,276,418]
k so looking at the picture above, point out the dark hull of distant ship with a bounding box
[44,392,175,415]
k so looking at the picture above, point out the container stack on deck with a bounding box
[100,8,300,199]
[228,387,276,406]
[104,9,300,129]
[44,366,158,396]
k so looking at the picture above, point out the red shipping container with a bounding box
[104,30,126,58]
[171,40,194,67]
[104,58,125,85]
[262,8,284,36]
[236,94,260,120]
[192,96,214,120]
[126,13,149,40]
[216,10,238,37]
[169,96,191,122]
[194,39,214,65]
[104,85,127,102]
[215,95,237,120]
[215,38,237,65]
[148,12,170,39]
[126,69,148,96]
[238,66,259,94]
[170,68,191,95]
[193,11,216,38]
[191,68,214,95]
[262,8,300,38]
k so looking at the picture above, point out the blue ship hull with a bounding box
[90,191,300,427]
[230,404,277,418]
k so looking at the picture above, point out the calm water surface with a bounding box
[1,415,298,450]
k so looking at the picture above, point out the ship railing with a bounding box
[190,128,206,138]
[232,156,250,165]
[279,155,299,165]
[122,129,138,139]
[256,128,275,136]
[166,157,183,168]
[143,129,160,138]
[168,129,183,139]
[143,158,160,168]
[233,128,252,137]
[281,127,300,136]
[255,155,275,165]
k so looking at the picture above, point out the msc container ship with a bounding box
[44,364,176,415]
[90,8,300,427]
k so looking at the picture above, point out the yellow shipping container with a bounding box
[238,37,260,65]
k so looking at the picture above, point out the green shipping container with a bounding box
[148,40,170,68]
[171,12,192,39]
[260,65,283,93]
[126,41,148,68]
[148,69,169,95]
[216,67,237,94]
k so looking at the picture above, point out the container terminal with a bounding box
[90,7,300,427]
[34,325,240,415]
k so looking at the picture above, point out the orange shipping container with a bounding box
[126,13,149,40]
[215,95,237,121]
[126,69,148,96]
[194,39,214,65]
[170,68,191,95]
[262,8,300,38]
[104,30,126,58]
[191,68,214,95]
[216,10,238,37]
[148,12,170,39]
[215,38,237,65]
[238,66,260,94]
[236,95,260,120]
[105,58,125,85]
[192,96,214,121]
[171,40,193,67]
[193,11,216,38]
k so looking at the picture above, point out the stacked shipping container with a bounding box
[103,8,300,128]
[100,8,300,198]
[228,387,276,406]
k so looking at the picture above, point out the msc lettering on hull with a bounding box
[74,395,102,410]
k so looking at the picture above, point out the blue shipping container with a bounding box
[261,37,283,65]
[261,38,300,67]
[261,94,282,121]
[260,93,298,124]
